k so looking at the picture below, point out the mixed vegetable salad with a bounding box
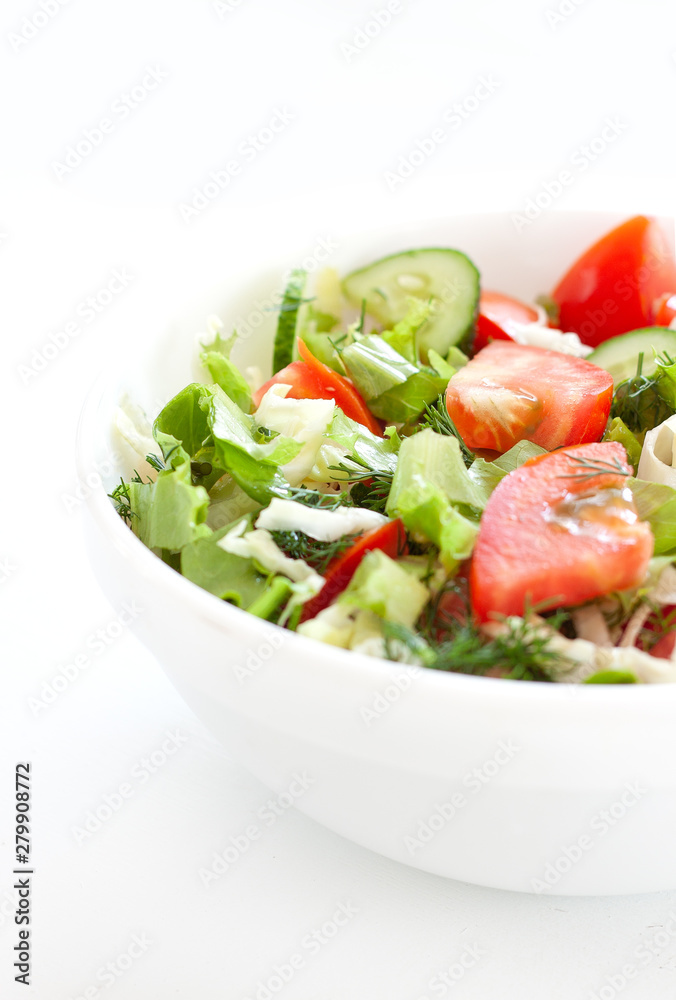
[111,215,676,683]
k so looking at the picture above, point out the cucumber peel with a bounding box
[587,327,676,386]
[273,269,307,372]
[342,248,480,361]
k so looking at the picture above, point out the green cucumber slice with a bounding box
[273,269,306,372]
[342,248,480,360]
[587,327,676,386]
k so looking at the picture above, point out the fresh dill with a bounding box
[284,486,352,510]
[419,395,475,467]
[270,530,359,573]
[382,588,567,681]
[109,478,135,524]
[558,452,632,484]
[610,352,675,436]
[145,452,165,472]
[329,459,394,514]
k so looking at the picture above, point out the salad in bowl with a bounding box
[111,214,676,685]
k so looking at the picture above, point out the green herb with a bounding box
[610,353,675,436]
[419,395,475,467]
[329,459,394,514]
[559,452,631,484]
[145,452,166,472]
[284,486,351,510]
[270,530,359,573]
[383,591,567,681]
[109,478,135,524]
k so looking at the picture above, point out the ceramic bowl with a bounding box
[77,210,676,896]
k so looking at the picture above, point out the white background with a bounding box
[3,0,676,997]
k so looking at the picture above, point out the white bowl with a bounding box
[77,211,676,896]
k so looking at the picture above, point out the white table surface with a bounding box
[3,1,676,997]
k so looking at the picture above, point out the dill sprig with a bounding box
[419,395,475,467]
[328,459,394,514]
[610,353,675,435]
[558,452,632,484]
[109,478,134,523]
[145,452,165,472]
[270,530,359,573]
[284,486,352,510]
[382,582,567,681]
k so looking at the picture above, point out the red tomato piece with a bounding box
[445,341,613,453]
[550,215,676,346]
[473,292,539,354]
[653,293,676,327]
[300,518,406,622]
[296,339,383,436]
[649,632,676,661]
[253,360,324,408]
[470,442,654,623]
[253,341,383,436]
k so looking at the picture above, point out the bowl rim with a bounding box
[75,207,676,709]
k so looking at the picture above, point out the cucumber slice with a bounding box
[273,269,306,372]
[342,248,480,360]
[587,327,676,386]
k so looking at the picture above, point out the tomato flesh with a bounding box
[654,293,676,327]
[550,215,676,346]
[473,292,540,354]
[470,442,654,623]
[300,518,406,622]
[445,341,613,453]
[253,341,382,436]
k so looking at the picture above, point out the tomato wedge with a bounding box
[445,341,613,453]
[550,215,676,346]
[654,293,676,328]
[300,518,406,622]
[473,292,540,354]
[253,340,382,435]
[470,442,654,623]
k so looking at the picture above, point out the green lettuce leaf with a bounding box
[467,440,547,502]
[629,478,676,555]
[203,386,301,503]
[153,383,212,461]
[200,332,252,413]
[181,529,269,604]
[128,459,210,552]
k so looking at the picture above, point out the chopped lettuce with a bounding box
[200,332,253,413]
[204,385,301,502]
[467,440,546,500]
[181,530,269,604]
[127,459,210,551]
[629,478,676,555]
[339,549,429,627]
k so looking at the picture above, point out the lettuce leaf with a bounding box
[200,332,252,413]
[128,459,210,552]
[629,477,676,555]
[203,386,301,502]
